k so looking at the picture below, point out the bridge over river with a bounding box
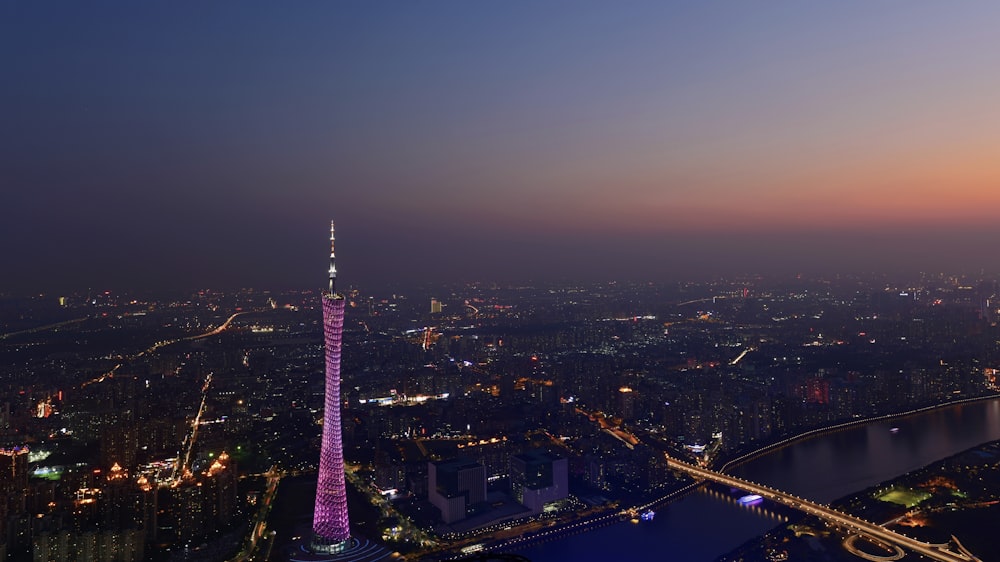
[667,455,981,562]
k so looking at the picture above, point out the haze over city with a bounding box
[4,2,1000,293]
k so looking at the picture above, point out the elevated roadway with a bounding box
[667,456,979,562]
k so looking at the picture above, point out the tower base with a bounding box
[287,536,392,562]
[310,534,350,554]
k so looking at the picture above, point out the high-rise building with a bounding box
[618,386,636,421]
[510,450,568,513]
[160,482,207,545]
[0,446,29,513]
[428,458,486,524]
[311,222,351,553]
[0,445,29,556]
[99,414,138,472]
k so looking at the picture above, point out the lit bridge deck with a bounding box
[667,456,980,562]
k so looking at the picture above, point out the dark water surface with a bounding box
[521,397,1000,561]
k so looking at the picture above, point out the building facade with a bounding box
[428,458,486,524]
[511,450,568,513]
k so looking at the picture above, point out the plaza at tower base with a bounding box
[289,536,392,562]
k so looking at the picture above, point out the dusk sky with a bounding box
[3,2,1000,293]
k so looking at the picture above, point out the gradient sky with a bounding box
[3,2,1000,293]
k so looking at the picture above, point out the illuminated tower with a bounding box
[312,221,351,553]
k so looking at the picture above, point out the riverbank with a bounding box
[717,438,1000,562]
[718,392,1000,473]
[516,393,1000,559]
[521,396,1000,561]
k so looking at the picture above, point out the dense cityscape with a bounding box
[7,1,1000,561]
[1,271,999,561]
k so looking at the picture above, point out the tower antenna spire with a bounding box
[328,221,337,294]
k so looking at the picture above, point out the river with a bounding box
[519,397,1000,561]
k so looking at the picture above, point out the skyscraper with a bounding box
[311,222,351,553]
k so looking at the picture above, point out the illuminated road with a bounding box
[729,346,754,366]
[668,456,980,562]
[843,534,905,561]
[173,371,214,482]
[187,312,247,340]
[676,296,727,306]
[0,317,88,340]
[82,311,248,387]
[228,466,282,562]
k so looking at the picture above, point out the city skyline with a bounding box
[4,2,1000,292]
[2,275,999,560]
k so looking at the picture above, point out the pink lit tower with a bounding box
[312,221,351,554]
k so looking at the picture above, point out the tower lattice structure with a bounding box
[312,222,351,553]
